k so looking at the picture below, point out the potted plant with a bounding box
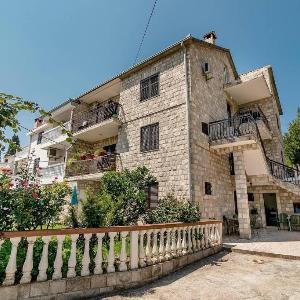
[94,149,102,157]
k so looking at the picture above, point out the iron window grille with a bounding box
[140,123,159,152]
[140,73,159,101]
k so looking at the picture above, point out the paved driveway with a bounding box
[97,251,300,300]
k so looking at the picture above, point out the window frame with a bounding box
[140,73,160,102]
[140,122,159,153]
[205,182,212,195]
[37,131,44,145]
[147,182,159,209]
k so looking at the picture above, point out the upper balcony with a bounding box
[72,100,120,143]
[39,122,71,150]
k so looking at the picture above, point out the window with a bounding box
[202,62,211,74]
[33,158,40,174]
[205,182,212,195]
[147,183,159,209]
[202,122,209,135]
[276,115,280,130]
[37,131,43,144]
[234,191,238,215]
[229,153,235,175]
[223,66,230,84]
[140,123,159,152]
[140,73,159,101]
[248,192,254,202]
[294,203,300,214]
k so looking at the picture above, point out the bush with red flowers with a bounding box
[0,169,71,231]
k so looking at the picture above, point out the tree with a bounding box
[6,134,21,156]
[0,93,39,150]
[284,108,300,169]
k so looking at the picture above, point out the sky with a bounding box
[1,0,300,146]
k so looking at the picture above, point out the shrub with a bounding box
[80,167,157,226]
[146,194,201,224]
[0,171,71,231]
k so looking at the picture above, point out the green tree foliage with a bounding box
[0,93,39,151]
[284,108,300,168]
[6,134,21,156]
[80,167,157,227]
[146,194,201,224]
[0,170,71,231]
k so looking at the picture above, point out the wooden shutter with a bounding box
[148,183,159,208]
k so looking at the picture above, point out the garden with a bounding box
[0,166,201,284]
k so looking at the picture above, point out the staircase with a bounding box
[208,114,300,195]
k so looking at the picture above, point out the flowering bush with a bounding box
[0,170,71,231]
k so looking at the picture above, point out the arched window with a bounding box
[223,66,230,84]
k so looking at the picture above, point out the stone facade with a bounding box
[64,35,300,237]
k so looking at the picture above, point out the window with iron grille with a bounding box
[140,123,159,152]
[229,153,235,175]
[248,192,254,202]
[37,132,43,144]
[205,182,212,195]
[33,158,40,174]
[147,183,159,209]
[140,73,159,101]
[201,122,209,135]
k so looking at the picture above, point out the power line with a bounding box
[133,0,158,65]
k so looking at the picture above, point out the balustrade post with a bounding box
[196,225,201,250]
[165,228,171,260]
[170,228,177,257]
[94,233,105,274]
[81,233,92,276]
[67,234,78,278]
[145,230,153,265]
[158,228,165,262]
[177,228,182,256]
[204,224,209,248]
[181,227,187,255]
[151,229,159,264]
[138,230,146,268]
[37,236,51,282]
[130,231,139,270]
[3,237,21,286]
[192,226,197,252]
[218,223,222,245]
[107,232,117,273]
[119,231,128,271]
[187,227,193,253]
[53,235,65,280]
[20,236,37,284]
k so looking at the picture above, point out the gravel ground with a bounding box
[95,251,300,300]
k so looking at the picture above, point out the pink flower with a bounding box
[32,192,39,198]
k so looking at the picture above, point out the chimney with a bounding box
[203,31,217,45]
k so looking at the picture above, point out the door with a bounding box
[263,193,278,226]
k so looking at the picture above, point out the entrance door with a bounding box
[263,193,278,226]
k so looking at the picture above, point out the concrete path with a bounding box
[96,251,300,300]
[223,227,300,260]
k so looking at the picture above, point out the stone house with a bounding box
[29,32,300,238]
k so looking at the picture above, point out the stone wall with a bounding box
[1,246,222,300]
[188,43,236,219]
[117,50,190,200]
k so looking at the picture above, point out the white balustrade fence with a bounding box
[0,220,222,286]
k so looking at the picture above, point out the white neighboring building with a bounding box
[26,101,73,185]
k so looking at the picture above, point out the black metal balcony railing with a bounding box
[209,115,257,142]
[66,154,116,177]
[72,100,119,133]
[238,105,270,131]
[267,159,300,185]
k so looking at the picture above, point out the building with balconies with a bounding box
[26,32,300,238]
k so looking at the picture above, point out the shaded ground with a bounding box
[96,251,300,300]
[224,227,300,259]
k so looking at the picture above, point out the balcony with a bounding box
[209,115,259,150]
[66,154,116,181]
[72,100,120,142]
[39,162,65,185]
[238,105,271,140]
[40,122,71,150]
